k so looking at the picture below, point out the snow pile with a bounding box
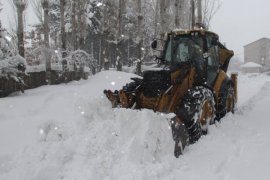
[1,71,270,179]
[241,62,262,68]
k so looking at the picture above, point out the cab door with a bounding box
[206,35,220,87]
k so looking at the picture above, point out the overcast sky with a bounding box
[1,0,270,62]
[211,0,270,61]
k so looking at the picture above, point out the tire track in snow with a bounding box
[161,78,270,180]
[236,81,270,116]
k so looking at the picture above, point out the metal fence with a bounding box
[0,70,90,97]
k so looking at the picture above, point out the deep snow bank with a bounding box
[1,71,270,180]
[0,71,174,180]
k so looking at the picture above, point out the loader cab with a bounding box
[162,30,221,87]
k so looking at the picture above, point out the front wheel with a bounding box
[177,86,215,144]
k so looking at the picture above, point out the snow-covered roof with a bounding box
[244,38,270,47]
[241,62,262,68]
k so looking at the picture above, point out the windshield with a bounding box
[164,35,203,64]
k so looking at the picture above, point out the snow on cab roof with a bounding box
[241,62,262,68]
[171,28,218,37]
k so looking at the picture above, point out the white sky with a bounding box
[1,0,270,61]
[211,0,270,61]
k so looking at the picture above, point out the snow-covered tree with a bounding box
[86,0,103,34]
[0,24,14,59]
[31,0,59,47]
[16,0,222,76]
[0,21,27,92]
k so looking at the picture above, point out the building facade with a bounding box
[244,38,270,72]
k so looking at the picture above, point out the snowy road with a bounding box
[1,71,270,180]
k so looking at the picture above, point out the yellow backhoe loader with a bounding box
[104,29,237,157]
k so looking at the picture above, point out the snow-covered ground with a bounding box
[1,71,270,180]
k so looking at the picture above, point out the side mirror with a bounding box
[151,40,157,49]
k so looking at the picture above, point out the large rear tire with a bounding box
[177,86,215,144]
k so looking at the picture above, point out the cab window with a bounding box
[206,34,219,86]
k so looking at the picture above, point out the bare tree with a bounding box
[7,0,18,31]
[99,0,118,69]
[196,0,202,25]
[190,0,221,29]
[116,0,126,71]
[41,0,49,47]
[137,0,143,51]
[14,0,28,57]
[30,0,43,23]
[202,0,222,29]
[159,0,174,36]
[153,0,159,37]
[136,0,143,75]
[71,1,77,50]
[190,0,195,28]
[60,0,66,55]
[77,0,86,49]
[31,0,61,47]
[118,0,126,37]
[0,0,3,12]
[67,0,87,50]
[175,0,180,28]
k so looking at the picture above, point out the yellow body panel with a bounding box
[138,67,196,113]
[219,48,234,67]
[213,70,227,98]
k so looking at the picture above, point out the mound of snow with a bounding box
[241,62,262,68]
[1,71,270,179]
